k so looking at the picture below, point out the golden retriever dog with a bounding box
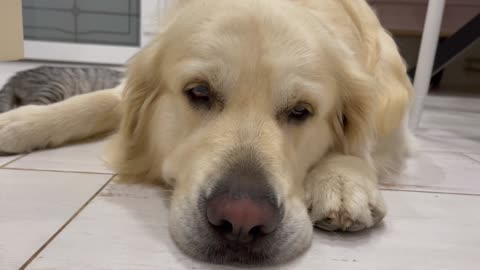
[0,0,414,265]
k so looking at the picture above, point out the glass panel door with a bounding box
[22,0,141,46]
[20,0,160,64]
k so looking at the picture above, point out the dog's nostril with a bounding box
[216,219,233,234]
[249,225,266,237]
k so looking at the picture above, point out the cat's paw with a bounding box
[305,168,386,232]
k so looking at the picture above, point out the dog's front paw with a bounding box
[0,105,46,154]
[305,167,386,232]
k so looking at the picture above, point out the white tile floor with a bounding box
[1,61,480,269]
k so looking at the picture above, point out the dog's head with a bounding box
[107,0,377,265]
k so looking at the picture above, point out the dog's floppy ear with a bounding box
[329,35,412,158]
[330,57,378,158]
[122,41,165,139]
[105,38,166,179]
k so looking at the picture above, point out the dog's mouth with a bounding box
[184,185,285,265]
[175,218,286,265]
[201,244,279,265]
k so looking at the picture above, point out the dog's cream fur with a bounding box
[0,0,413,264]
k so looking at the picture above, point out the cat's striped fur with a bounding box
[0,66,124,113]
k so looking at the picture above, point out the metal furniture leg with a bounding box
[408,0,446,131]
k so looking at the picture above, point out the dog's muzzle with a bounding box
[197,155,285,263]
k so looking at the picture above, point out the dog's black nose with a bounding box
[206,194,279,244]
[205,156,282,244]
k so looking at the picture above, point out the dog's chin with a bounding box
[188,246,282,266]
[172,233,282,266]
[168,198,313,266]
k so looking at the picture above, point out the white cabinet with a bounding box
[23,0,166,64]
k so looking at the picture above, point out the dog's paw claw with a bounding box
[306,172,386,233]
[315,210,367,232]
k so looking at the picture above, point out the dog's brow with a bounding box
[177,58,235,93]
[178,59,214,78]
[177,60,218,84]
[276,76,323,106]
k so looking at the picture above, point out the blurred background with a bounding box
[17,0,480,95]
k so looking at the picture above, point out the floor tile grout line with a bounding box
[379,187,480,197]
[416,136,480,142]
[416,149,480,155]
[0,154,27,168]
[460,153,480,164]
[0,167,112,175]
[19,175,115,270]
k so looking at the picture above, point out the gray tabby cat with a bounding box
[0,66,124,113]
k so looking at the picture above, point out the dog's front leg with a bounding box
[305,154,386,232]
[0,86,122,154]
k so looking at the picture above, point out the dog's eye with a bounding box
[288,103,312,122]
[186,84,211,108]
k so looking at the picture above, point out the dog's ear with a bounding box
[122,41,165,139]
[106,38,166,179]
[330,57,378,158]
[329,35,412,158]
